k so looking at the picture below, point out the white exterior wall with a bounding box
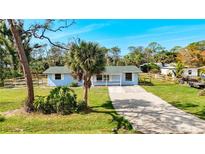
[161,68,175,75]
[46,72,139,86]
[122,73,138,85]
[92,72,139,86]
[111,75,120,81]
[47,73,74,86]
[183,68,198,77]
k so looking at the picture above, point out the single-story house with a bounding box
[160,65,201,77]
[182,68,199,77]
[43,66,141,86]
[160,66,176,77]
[43,66,75,87]
[198,66,205,79]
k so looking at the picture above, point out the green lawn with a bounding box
[0,87,135,134]
[0,87,52,112]
[142,78,205,120]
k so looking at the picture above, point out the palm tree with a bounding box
[67,40,106,107]
[175,62,184,78]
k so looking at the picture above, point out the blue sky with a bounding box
[24,19,205,55]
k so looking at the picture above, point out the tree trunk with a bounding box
[83,74,90,107]
[8,19,34,112]
[83,83,88,107]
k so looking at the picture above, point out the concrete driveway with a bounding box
[108,86,205,134]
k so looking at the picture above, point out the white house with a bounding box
[160,66,176,77]
[160,64,200,77]
[43,66,141,86]
[182,68,199,77]
[43,66,75,86]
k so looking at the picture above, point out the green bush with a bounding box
[34,86,77,115]
[198,89,205,96]
[76,100,87,112]
[141,63,160,73]
[0,114,5,122]
[69,81,78,87]
[112,115,133,134]
[34,96,53,114]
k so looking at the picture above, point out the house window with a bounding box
[125,73,132,81]
[96,75,102,81]
[103,75,109,81]
[55,74,61,80]
[188,70,192,75]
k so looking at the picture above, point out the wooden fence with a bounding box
[139,73,176,85]
[4,75,47,88]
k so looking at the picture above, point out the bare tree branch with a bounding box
[25,19,75,50]
[1,19,75,50]
[40,35,69,50]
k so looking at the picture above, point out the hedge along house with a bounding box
[43,66,141,86]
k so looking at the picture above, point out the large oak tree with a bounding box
[1,19,74,112]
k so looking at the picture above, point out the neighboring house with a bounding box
[43,65,141,86]
[160,66,200,77]
[160,66,176,77]
[182,68,199,77]
[198,66,205,79]
[158,63,176,77]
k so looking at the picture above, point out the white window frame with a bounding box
[54,74,62,80]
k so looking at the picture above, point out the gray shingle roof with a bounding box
[104,66,141,74]
[43,65,141,74]
[43,66,71,74]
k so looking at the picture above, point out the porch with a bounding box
[92,73,138,86]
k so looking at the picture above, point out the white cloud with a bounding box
[159,35,205,43]
[100,24,205,43]
[148,24,205,33]
[47,23,110,40]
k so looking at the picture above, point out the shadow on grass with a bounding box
[195,110,205,120]
[91,109,133,134]
[0,101,17,106]
[90,101,114,110]
[80,100,134,134]
[0,114,5,122]
[139,81,154,86]
[170,101,199,109]
[170,101,205,120]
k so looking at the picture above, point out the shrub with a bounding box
[149,63,160,70]
[198,89,205,96]
[0,114,5,122]
[34,86,77,115]
[140,64,149,73]
[150,68,160,74]
[48,86,77,114]
[141,63,160,73]
[112,115,133,134]
[76,100,87,112]
[34,96,53,114]
[69,81,78,87]
[175,62,184,78]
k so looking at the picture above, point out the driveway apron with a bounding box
[108,86,205,134]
